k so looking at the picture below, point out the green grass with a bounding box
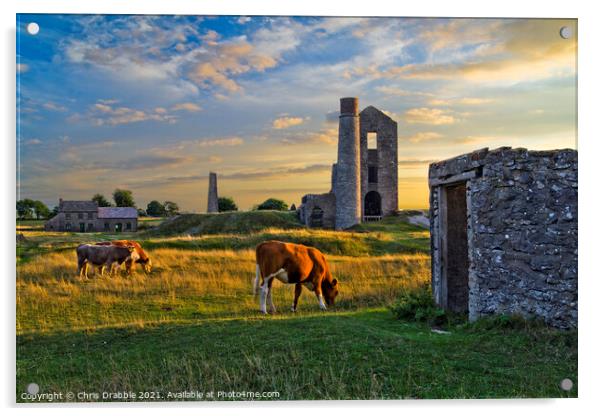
[150,210,303,236]
[16,309,577,401]
[15,211,577,401]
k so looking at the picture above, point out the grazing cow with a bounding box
[254,240,339,314]
[76,244,137,278]
[95,240,152,274]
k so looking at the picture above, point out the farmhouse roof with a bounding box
[97,207,138,219]
[59,200,98,212]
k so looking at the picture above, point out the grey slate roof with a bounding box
[59,200,98,212]
[97,207,138,219]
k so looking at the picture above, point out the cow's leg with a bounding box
[291,283,302,312]
[259,268,285,314]
[315,288,327,311]
[253,263,261,295]
[259,277,270,314]
[125,259,133,276]
[80,261,88,278]
[267,278,277,313]
[77,258,84,277]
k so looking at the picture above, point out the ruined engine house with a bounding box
[298,97,398,230]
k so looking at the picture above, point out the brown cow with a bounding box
[76,244,137,278]
[95,240,152,274]
[254,240,339,314]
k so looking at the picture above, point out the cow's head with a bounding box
[322,278,339,307]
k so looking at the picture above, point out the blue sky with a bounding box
[17,15,577,210]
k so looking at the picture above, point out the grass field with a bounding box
[16,212,577,401]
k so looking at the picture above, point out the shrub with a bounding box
[218,197,238,212]
[257,198,288,211]
[389,283,446,325]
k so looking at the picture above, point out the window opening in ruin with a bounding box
[443,182,469,314]
[310,206,324,228]
[367,132,377,150]
[368,166,378,183]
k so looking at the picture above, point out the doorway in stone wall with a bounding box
[442,182,469,314]
[310,206,324,228]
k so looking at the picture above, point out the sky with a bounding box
[16,15,577,211]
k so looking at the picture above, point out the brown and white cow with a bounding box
[254,240,339,314]
[76,244,137,278]
[95,240,152,274]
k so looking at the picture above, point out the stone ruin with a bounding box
[429,147,577,328]
[298,97,398,230]
[207,172,219,213]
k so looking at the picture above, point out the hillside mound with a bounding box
[150,210,303,236]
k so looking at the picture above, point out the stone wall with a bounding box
[359,106,398,217]
[207,172,219,213]
[298,193,336,229]
[429,147,577,329]
[335,97,362,230]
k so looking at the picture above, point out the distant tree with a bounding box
[218,197,238,212]
[113,188,136,207]
[163,201,180,217]
[92,193,112,207]
[17,199,50,219]
[257,198,288,211]
[32,200,51,219]
[290,203,297,211]
[146,200,166,217]
[137,208,148,217]
[16,199,35,220]
[50,206,60,218]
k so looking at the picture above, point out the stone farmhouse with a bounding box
[44,199,138,232]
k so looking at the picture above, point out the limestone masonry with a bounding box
[429,147,577,328]
[207,172,219,213]
[299,97,398,229]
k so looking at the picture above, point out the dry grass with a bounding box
[17,247,430,334]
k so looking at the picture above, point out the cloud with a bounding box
[86,101,178,126]
[398,159,436,167]
[196,137,244,147]
[43,102,67,112]
[25,138,42,145]
[404,108,457,125]
[237,16,251,24]
[454,135,494,145]
[171,102,202,112]
[384,20,576,84]
[406,132,443,143]
[281,126,338,146]
[272,116,307,129]
[325,111,339,123]
[113,155,189,170]
[17,63,29,73]
[428,97,493,106]
[190,37,280,93]
[375,86,433,98]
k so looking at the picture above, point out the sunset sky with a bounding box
[17,15,577,211]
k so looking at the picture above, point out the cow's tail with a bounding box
[253,263,261,295]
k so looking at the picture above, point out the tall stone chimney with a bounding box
[335,97,361,230]
[207,172,219,213]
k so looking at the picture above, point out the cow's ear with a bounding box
[332,278,338,286]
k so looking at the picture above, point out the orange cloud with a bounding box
[407,132,443,143]
[172,102,202,112]
[404,108,456,125]
[272,116,306,129]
